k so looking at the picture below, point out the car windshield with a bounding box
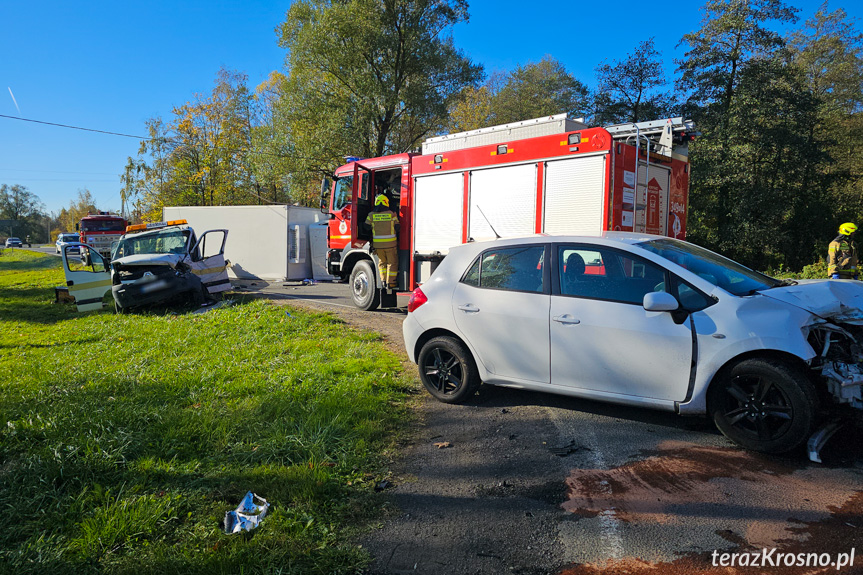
[114,229,189,258]
[637,238,781,296]
[59,234,78,242]
[81,219,125,232]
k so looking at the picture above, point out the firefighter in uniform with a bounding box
[365,193,399,289]
[828,222,858,279]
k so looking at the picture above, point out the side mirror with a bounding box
[643,291,679,312]
[320,177,332,214]
[75,223,80,232]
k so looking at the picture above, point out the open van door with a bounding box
[190,230,230,296]
[61,244,111,312]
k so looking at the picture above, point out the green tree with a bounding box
[787,4,863,244]
[676,0,805,268]
[593,38,675,125]
[447,57,588,132]
[0,184,46,241]
[492,56,589,125]
[277,0,482,188]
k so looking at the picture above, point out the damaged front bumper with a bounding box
[112,265,203,310]
[807,321,863,411]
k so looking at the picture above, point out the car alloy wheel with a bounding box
[417,336,479,404]
[709,358,817,453]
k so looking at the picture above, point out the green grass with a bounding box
[0,250,412,574]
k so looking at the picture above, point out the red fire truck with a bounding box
[76,212,128,262]
[321,114,694,310]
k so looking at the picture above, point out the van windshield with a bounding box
[114,229,189,259]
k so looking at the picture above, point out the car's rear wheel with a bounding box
[417,336,480,404]
[708,358,817,454]
[350,259,380,311]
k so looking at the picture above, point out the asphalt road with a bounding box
[240,279,863,575]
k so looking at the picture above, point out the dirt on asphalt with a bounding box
[247,283,863,575]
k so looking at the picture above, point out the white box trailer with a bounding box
[163,205,326,281]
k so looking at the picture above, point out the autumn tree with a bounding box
[593,39,675,125]
[277,0,482,189]
[57,189,99,235]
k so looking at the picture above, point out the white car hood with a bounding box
[113,253,184,268]
[758,280,863,322]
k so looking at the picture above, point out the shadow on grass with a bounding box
[0,256,61,273]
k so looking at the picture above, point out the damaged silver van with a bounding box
[60,219,229,313]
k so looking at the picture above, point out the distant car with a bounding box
[5,237,22,248]
[56,233,81,254]
[403,233,863,455]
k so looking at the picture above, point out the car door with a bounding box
[61,244,111,312]
[190,230,230,295]
[452,244,551,384]
[550,243,693,401]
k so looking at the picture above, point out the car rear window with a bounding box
[461,246,545,293]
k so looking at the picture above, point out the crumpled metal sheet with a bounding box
[759,280,863,321]
[224,492,269,534]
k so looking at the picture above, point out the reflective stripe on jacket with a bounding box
[828,234,858,277]
[366,210,399,248]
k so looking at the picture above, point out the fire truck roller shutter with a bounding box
[543,154,606,235]
[413,172,464,255]
[468,164,537,242]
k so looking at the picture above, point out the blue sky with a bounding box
[1,0,861,217]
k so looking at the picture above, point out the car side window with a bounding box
[460,246,545,293]
[559,245,667,304]
[671,276,714,311]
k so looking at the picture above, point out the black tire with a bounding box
[417,336,480,404]
[708,358,818,454]
[350,259,380,311]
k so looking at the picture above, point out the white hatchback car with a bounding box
[403,233,863,455]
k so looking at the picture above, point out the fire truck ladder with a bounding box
[604,118,693,233]
[604,117,695,157]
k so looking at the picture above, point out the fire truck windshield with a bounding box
[81,219,125,232]
[114,229,189,258]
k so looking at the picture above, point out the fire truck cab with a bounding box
[322,114,694,311]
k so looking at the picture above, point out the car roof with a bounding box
[448,232,672,254]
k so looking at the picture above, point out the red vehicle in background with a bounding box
[76,212,127,262]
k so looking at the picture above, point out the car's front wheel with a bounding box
[417,336,480,404]
[708,358,817,454]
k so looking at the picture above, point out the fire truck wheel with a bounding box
[418,336,480,404]
[350,260,380,311]
[708,358,818,454]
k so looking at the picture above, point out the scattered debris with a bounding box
[548,440,591,457]
[433,441,451,449]
[192,299,235,315]
[501,408,509,414]
[54,286,75,304]
[302,278,316,286]
[807,421,844,463]
[375,480,392,492]
[223,492,269,534]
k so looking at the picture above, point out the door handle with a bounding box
[553,314,580,325]
[458,304,480,313]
